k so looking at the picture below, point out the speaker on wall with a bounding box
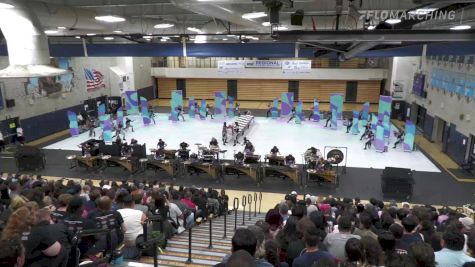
[6,99,15,108]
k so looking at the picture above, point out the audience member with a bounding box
[435,228,474,267]
[292,228,335,267]
[323,215,361,261]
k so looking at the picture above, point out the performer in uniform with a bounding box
[176,106,185,121]
[233,121,240,146]
[270,146,280,156]
[16,126,25,145]
[157,139,166,149]
[148,106,156,124]
[285,154,296,166]
[205,104,214,119]
[194,102,200,115]
[124,117,134,132]
[393,130,405,149]
[364,131,375,150]
[345,117,353,133]
[235,103,241,117]
[266,102,273,118]
[222,122,230,145]
[0,130,5,152]
[324,110,332,127]
[360,123,371,140]
[243,138,255,156]
[287,107,296,123]
[304,147,318,169]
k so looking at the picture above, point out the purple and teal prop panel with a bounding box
[98,104,106,129]
[403,120,416,152]
[330,96,339,129]
[351,110,360,135]
[330,94,344,119]
[281,92,294,117]
[374,124,385,152]
[228,97,235,118]
[199,99,206,119]
[116,110,124,127]
[214,91,227,117]
[272,98,279,119]
[140,97,151,126]
[67,111,79,137]
[188,97,196,118]
[103,115,113,143]
[370,114,378,131]
[377,95,392,138]
[124,91,139,115]
[295,101,304,124]
[361,102,370,121]
[170,90,183,121]
[311,99,321,121]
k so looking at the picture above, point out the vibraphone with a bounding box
[77,156,100,170]
[306,169,338,185]
[183,161,221,179]
[265,154,285,166]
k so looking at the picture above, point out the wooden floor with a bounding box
[392,120,473,183]
[150,99,380,113]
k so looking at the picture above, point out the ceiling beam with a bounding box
[275,29,475,42]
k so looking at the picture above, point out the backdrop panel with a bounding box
[228,96,235,118]
[214,91,227,117]
[378,95,392,138]
[351,110,360,135]
[330,94,344,119]
[375,124,385,152]
[124,91,139,115]
[188,97,196,118]
[170,90,183,121]
[295,101,303,124]
[67,111,79,137]
[103,115,113,143]
[98,103,106,129]
[281,92,294,117]
[140,97,151,126]
[403,120,416,152]
[200,99,206,119]
[116,109,124,126]
[311,99,321,122]
[272,98,279,119]
[361,102,370,121]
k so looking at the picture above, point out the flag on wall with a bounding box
[84,68,105,92]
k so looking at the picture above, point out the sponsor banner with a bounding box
[217,60,312,72]
[282,60,311,74]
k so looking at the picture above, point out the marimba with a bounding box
[306,169,338,185]
[263,164,300,185]
[265,154,285,166]
[101,155,137,173]
[184,161,221,179]
[147,159,176,176]
[223,162,261,183]
[77,156,100,170]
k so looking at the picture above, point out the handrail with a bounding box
[258,192,263,214]
[73,229,112,267]
[186,227,192,264]
[242,195,247,226]
[223,206,228,239]
[254,192,258,217]
[247,193,252,221]
[233,197,239,231]
[208,214,214,249]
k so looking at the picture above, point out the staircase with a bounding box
[136,210,267,267]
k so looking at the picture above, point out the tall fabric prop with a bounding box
[295,101,304,124]
[281,92,294,117]
[116,109,124,127]
[140,97,151,126]
[378,95,392,138]
[330,94,344,119]
[361,102,370,121]
[199,99,206,120]
[124,91,139,115]
[374,124,385,152]
[311,99,321,121]
[351,110,360,134]
[170,90,183,121]
[272,98,279,119]
[67,111,79,137]
[228,97,235,118]
[330,95,339,129]
[103,115,113,143]
[188,97,196,118]
[214,91,227,117]
[403,120,416,152]
[98,104,106,129]
[371,114,378,131]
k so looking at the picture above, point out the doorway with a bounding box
[433,116,446,150]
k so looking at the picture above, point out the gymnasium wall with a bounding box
[156,78,382,103]
[0,56,154,142]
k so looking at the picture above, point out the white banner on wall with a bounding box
[218,61,245,74]
[217,60,311,73]
[282,60,312,74]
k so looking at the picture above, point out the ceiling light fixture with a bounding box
[242,12,267,19]
[143,35,153,39]
[367,25,376,30]
[95,15,126,23]
[86,33,97,36]
[75,36,81,39]
[104,37,114,40]
[113,30,123,33]
[226,34,236,37]
[160,38,167,42]
[44,30,58,34]
[276,26,288,30]
[187,27,204,33]
[194,35,207,44]
[154,23,174,29]
[262,22,271,26]
[0,3,14,9]
[386,18,401,24]
[222,38,228,41]
[450,25,471,30]
[57,26,67,30]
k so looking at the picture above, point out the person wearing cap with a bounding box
[323,215,361,261]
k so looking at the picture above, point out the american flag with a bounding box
[84,68,105,92]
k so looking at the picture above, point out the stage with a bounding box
[45,113,439,173]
